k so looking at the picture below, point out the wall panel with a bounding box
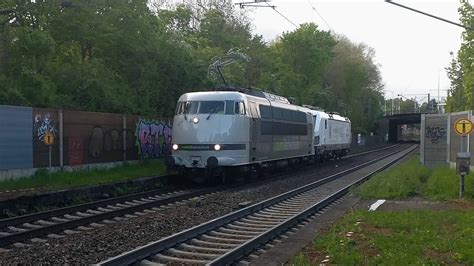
[0,106,33,170]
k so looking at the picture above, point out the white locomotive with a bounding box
[165,88,351,182]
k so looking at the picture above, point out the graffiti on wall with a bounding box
[88,126,135,159]
[425,126,446,144]
[136,119,172,159]
[34,113,57,142]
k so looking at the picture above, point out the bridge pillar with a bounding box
[388,120,398,143]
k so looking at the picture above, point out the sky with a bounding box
[236,0,467,103]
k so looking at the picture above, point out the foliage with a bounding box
[0,0,385,133]
[446,0,474,111]
[293,209,474,265]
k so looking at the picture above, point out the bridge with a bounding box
[385,113,424,142]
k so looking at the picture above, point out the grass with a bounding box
[293,154,474,265]
[0,160,166,191]
[356,155,474,201]
[292,209,474,265]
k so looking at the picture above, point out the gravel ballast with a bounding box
[0,145,408,264]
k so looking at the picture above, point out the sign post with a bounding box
[44,132,55,188]
[454,118,473,198]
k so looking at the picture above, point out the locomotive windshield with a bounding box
[175,101,225,115]
[199,101,224,114]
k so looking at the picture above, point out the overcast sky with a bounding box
[237,0,467,103]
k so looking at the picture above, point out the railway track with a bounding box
[0,144,400,249]
[0,187,222,248]
[99,145,417,265]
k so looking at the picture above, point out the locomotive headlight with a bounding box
[192,117,199,124]
[172,144,179,150]
[214,144,221,151]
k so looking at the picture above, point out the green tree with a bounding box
[324,36,384,134]
[263,23,335,105]
[446,0,473,111]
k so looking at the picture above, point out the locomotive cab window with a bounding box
[199,101,224,114]
[175,101,225,115]
[175,101,198,115]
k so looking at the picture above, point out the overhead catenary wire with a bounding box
[305,0,332,31]
[265,1,298,28]
[385,0,473,31]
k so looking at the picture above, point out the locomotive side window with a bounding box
[240,102,246,115]
[198,101,224,114]
[234,101,246,115]
[259,105,272,119]
[325,120,327,129]
[294,111,306,122]
[283,109,292,121]
[175,102,184,115]
[272,107,283,120]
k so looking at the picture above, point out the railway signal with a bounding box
[454,118,473,198]
[43,132,55,188]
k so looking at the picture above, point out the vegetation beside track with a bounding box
[0,160,166,192]
[356,155,474,200]
[293,154,474,265]
[293,207,474,265]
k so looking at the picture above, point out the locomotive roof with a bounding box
[179,90,350,122]
[179,89,291,104]
[301,107,350,123]
[178,91,247,101]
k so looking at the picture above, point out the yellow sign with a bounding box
[454,118,473,136]
[44,132,55,146]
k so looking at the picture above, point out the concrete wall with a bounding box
[421,113,448,168]
[421,111,474,168]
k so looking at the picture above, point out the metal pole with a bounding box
[460,174,465,198]
[59,110,63,169]
[49,145,52,188]
[462,135,467,153]
[122,115,126,162]
[427,93,430,112]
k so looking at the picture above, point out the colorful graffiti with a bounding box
[135,119,172,159]
[34,112,57,142]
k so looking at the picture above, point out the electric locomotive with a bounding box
[166,88,314,183]
[302,106,352,160]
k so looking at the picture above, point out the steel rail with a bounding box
[0,185,184,228]
[0,143,396,229]
[345,144,399,158]
[209,145,417,265]
[0,187,219,247]
[0,144,401,248]
[98,145,416,265]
